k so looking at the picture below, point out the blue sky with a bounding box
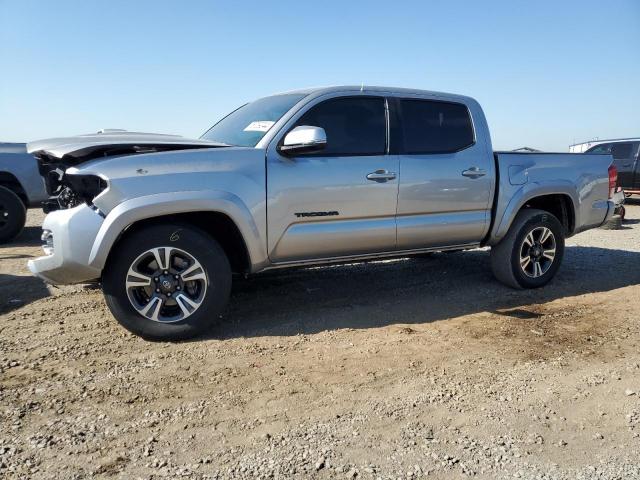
[1,0,638,150]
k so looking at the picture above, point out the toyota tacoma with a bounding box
[27,86,616,340]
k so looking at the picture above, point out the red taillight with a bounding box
[608,164,618,199]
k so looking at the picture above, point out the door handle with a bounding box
[366,169,397,182]
[462,167,486,178]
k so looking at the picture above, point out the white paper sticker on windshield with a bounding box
[244,121,275,132]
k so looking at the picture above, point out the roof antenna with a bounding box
[360,82,364,92]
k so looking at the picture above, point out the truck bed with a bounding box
[487,151,613,244]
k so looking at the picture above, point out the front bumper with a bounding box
[28,204,104,285]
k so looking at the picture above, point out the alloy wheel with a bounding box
[125,246,208,323]
[519,226,556,278]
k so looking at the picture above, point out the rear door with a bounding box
[393,97,493,250]
[266,95,399,263]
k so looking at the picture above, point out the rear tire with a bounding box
[0,186,26,243]
[102,223,231,341]
[490,209,565,289]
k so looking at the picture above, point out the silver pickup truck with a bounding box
[27,86,616,340]
[0,143,49,242]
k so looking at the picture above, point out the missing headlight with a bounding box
[58,174,108,209]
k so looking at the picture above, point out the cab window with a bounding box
[293,97,386,156]
[398,99,474,154]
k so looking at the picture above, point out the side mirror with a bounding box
[279,126,327,156]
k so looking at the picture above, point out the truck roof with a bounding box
[276,85,475,103]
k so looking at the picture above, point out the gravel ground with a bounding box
[1,203,640,479]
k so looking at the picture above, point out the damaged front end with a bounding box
[35,153,109,212]
[29,131,225,212]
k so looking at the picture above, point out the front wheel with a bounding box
[490,209,565,289]
[103,224,231,341]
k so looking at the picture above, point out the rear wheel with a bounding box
[490,209,565,289]
[102,224,231,341]
[0,186,26,243]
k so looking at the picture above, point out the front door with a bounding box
[266,95,399,263]
[393,97,493,249]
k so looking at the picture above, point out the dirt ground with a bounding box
[1,204,640,479]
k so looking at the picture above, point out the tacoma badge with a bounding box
[294,211,339,218]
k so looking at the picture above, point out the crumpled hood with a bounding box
[73,145,265,215]
[29,130,231,204]
[27,130,225,160]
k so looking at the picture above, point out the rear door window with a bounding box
[398,99,474,154]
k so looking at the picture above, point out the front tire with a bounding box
[0,186,26,243]
[102,223,231,341]
[490,209,565,289]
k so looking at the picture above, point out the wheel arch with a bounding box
[489,183,578,246]
[106,211,251,275]
[89,191,268,275]
[520,193,575,235]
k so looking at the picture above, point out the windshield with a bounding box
[201,93,307,147]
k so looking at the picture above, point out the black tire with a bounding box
[490,209,565,289]
[102,223,231,341]
[0,186,26,243]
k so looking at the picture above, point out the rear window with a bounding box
[399,99,474,154]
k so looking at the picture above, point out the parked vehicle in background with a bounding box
[570,138,640,196]
[0,142,48,242]
[27,86,616,340]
